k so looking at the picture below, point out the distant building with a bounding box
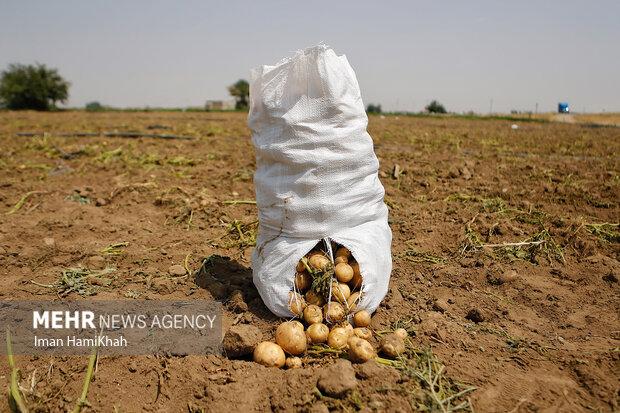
[205,100,236,111]
[558,102,570,113]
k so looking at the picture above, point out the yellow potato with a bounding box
[323,302,345,324]
[285,356,302,369]
[394,328,408,340]
[349,261,363,290]
[305,289,325,306]
[275,321,307,355]
[296,259,306,272]
[327,327,349,350]
[309,254,331,271]
[331,282,351,304]
[335,263,354,283]
[294,271,312,292]
[346,291,361,313]
[335,247,352,259]
[306,323,329,344]
[342,322,354,338]
[303,304,323,325]
[289,291,306,315]
[348,336,375,363]
[334,255,348,265]
[380,334,405,358]
[353,327,373,340]
[353,310,371,327]
[253,342,285,368]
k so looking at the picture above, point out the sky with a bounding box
[1,1,618,113]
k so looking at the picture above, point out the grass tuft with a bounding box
[209,220,258,253]
[99,242,129,256]
[6,328,29,413]
[584,222,619,243]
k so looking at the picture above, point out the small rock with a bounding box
[460,166,472,180]
[152,278,174,295]
[86,255,106,270]
[317,359,357,397]
[308,403,330,413]
[209,373,235,385]
[355,360,399,381]
[44,238,56,248]
[223,324,262,357]
[466,308,486,323]
[498,269,519,284]
[432,298,449,313]
[460,281,474,291]
[168,264,186,277]
[95,198,108,206]
[226,290,248,313]
[603,269,618,283]
[385,288,403,310]
[392,164,401,179]
[127,361,137,372]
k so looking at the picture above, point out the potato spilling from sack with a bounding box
[290,244,364,319]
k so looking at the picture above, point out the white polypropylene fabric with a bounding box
[248,45,392,318]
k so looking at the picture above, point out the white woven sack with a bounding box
[248,45,392,318]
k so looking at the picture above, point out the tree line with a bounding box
[0,63,447,114]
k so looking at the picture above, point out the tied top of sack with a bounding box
[248,45,386,239]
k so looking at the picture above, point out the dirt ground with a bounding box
[0,111,618,412]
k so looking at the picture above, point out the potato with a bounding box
[354,327,373,340]
[305,289,325,306]
[303,304,323,325]
[253,342,285,368]
[348,336,375,363]
[309,254,331,271]
[394,328,408,340]
[306,323,329,344]
[335,263,354,283]
[296,259,306,272]
[331,281,350,304]
[289,292,306,315]
[294,271,312,291]
[353,310,371,327]
[349,262,363,290]
[334,255,348,265]
[380,334,405,358]
[343,322,354,338]
[323,302,345,324]
[335,247,351,259]
[346,292,361,313]
[275,321,307,355]
[285,356,302,369]
[327,327,349,350]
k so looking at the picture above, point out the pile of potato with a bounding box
[253,244,408,368]
[288,245,363,319]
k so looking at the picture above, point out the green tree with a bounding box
[85,101,104,112]
[366,103,382,114]
[0,63,70,110]
[228,79,249,110]
[425,100,446,114]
